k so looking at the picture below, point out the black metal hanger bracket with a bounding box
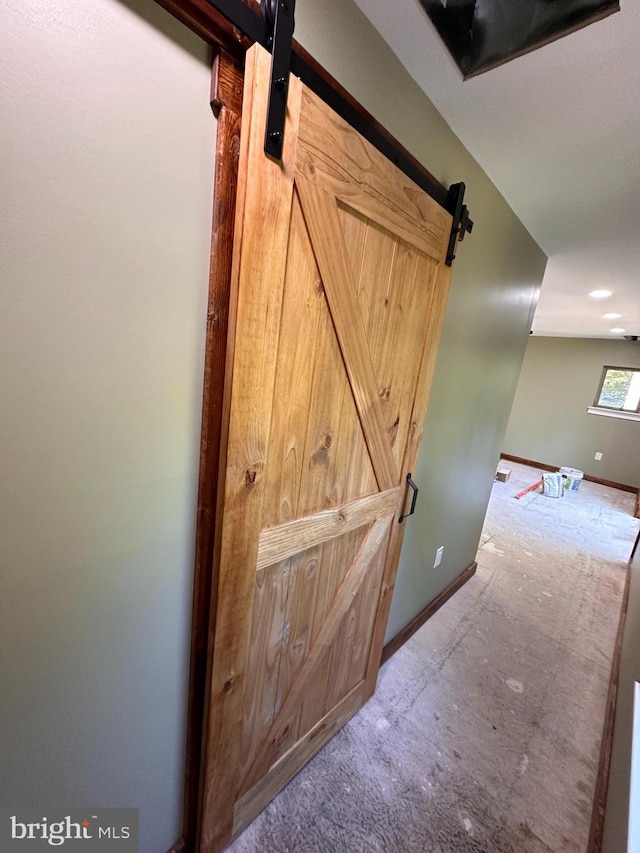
[203,0,473,261]
[261,0,296,160]
[446,182,474,266]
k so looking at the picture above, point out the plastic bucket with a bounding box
[560,467,584,491]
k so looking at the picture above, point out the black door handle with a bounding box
[398,473,419,523]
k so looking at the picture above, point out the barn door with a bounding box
[200,44,455,853]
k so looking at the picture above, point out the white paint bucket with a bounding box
[560,467,584,491]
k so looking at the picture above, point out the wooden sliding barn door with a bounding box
[200,44,455,853]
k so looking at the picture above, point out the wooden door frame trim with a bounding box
[178,49,244,853]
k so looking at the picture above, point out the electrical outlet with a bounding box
[434,546,444,569]
[595,452,603,461]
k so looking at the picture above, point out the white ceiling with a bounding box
[353,0,640,339]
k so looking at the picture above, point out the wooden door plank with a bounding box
[271,543,322,752]
[240,515,394,793]
[199,45,302,853]
[297,89,448,260]
[351,219,395,342]
[201,43,457,852]
[238,542,323,800]
[300,526,369,732]
[257,486,401,571]
[299,205,376,513]
[383,251,438,404]
[333,208,380,500]
[339,397,380,505]
[232,680,367,837]
[345,543,386,689]
[338,204,368,291]
[239,557,292,782]
[325,589,360,710]
[348,219,400,454]
[293,275,378,512]
[259,193,325,529]
[364,257,454,698]
[372,244,436,471]
[296,174,399,492]
[293,280,351,518]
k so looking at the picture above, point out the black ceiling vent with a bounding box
[421,0,619,79]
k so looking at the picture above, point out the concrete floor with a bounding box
[228,462,638,852]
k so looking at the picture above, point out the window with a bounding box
[594,366,640,413]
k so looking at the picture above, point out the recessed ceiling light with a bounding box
[610,328,625,334]
[603,313,622,319]
[590,289,613,298]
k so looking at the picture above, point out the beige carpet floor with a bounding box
[227,461,638,852]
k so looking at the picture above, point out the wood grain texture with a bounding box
[199,45,456,850]
[292,264,351,518]
[296,174,399,492]
[381,562,478,665]
[239,515,394,794]
[258,194,326,528]
[238,557,291,787]
[363,244,454,697]
[333,542,383,706]
[350,221,439,474]
[376,250,437,470]
[337,210,389,502]
[297,91,448,261]
[199,46,302,853]
[257,487,401,571]
[290,39,448,208]
[299,527,369,733]
[232,681,366,838]
[183,50,242,853]
[272,544,322,728]
[210,49,243,117]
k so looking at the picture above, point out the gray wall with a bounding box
[602,540,640,853]
[0,1,214,850]
[503,336,640,488]
[295,0,547,642]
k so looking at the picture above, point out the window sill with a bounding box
[587,407,640,422]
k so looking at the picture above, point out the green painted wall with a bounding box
[295,0,547,642]
[503,337,640,488]
[0,1,213,850]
